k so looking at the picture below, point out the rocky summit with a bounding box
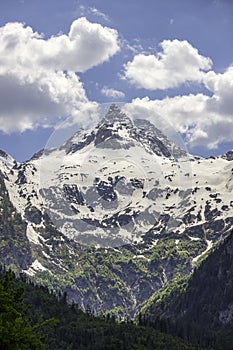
[0,105,232,317]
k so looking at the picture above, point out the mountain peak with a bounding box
[99,104,133,128]
[59,105,189,157]
[106,103,122,115]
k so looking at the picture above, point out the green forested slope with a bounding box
[140,231,233,349]
[0,268,202,350]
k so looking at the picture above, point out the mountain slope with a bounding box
[0,171,32,270]
[139,231,233,349]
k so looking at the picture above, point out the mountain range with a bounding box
[0,104,232,319]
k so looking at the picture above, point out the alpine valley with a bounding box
[0,104,233,321]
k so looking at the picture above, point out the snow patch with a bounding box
[26,223,42,245]
[192,240,213,264]
[24,259,47,276]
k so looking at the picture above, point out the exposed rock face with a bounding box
[222,150,233,161]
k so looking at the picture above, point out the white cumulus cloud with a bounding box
[124,39,212,90]
[124,75,233,150]
[123,41,233,151]
[204,66,233,116]
[101,86,125,99]
[0,18,120,133]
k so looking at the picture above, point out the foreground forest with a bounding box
[0,268,202,350]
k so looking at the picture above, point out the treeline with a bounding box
[0,266,202,350]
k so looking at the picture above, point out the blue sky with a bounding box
[0,0,233,161]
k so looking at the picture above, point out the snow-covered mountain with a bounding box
[0,104,232,316]
[38,104,195,247]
